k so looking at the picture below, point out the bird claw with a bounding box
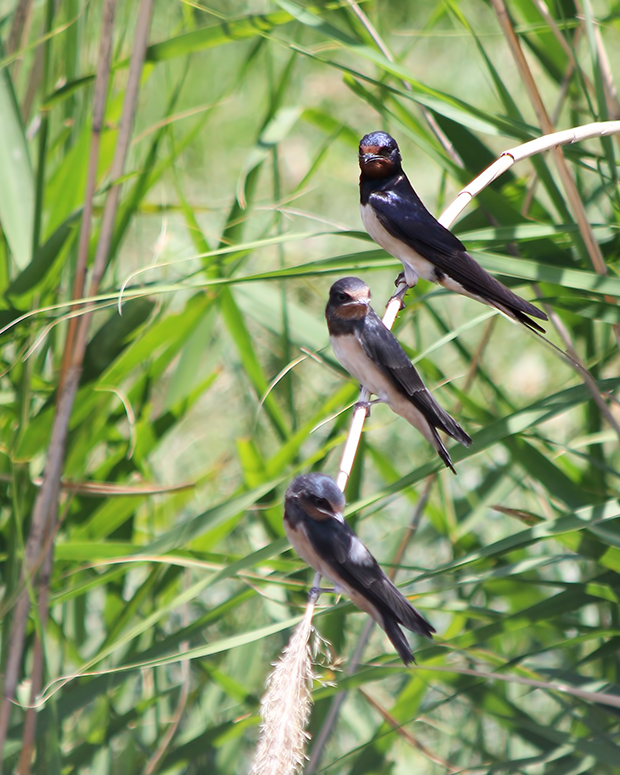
[394,271,405,288]
[389,274,408,309]
[309,585,335,599]
[354,400,372,417]
[354,398,383,417]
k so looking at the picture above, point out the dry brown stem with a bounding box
[490,0,606,276]
[359,687,460,771]
[0,0,155,762]
[142,645,190,775]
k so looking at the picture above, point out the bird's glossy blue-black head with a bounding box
[326,277,371,323]
[284,473,345,525]
[359,131,402,178]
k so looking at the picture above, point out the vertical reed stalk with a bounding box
[0,0,154,762]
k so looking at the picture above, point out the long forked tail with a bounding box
[505,304,547,334]
[383,617,416,666]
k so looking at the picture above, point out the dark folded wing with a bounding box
[358,312,471,446]
[369,184,547,323]
[304,516,435,637]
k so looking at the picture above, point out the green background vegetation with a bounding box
[0,0,619,772]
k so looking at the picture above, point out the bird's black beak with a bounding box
[359,148,394,178]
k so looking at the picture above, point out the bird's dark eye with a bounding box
[313,496,332,511]
[378,147,391,156]
[337,291,349,302]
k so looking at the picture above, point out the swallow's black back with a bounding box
[303,513,435,639]
[361,170,547,331]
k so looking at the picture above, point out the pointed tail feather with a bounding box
[511,307,546,334]
[419,391,472,448]
[431,428,457,474]
[383,617,416,665]
[493,297,547,333]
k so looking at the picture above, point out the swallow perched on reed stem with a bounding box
[326,276,471,473]
[284,473,435,665]
[359,131,547,333]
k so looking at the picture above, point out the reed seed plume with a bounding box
[248,609,316,775]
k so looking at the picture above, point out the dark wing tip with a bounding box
[459,431,474,447]
[439,414,473,448]
[389,582,436,637]
[516,310,546,334]
[498,291,547,330]
[526,304,548,322]
[401,605,436,639]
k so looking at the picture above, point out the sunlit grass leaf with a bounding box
[0,64,33,270]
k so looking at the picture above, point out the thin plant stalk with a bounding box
[490,0,607,277]
[0,0,154,760]
[337,120,620,494]
[343,0,463,168]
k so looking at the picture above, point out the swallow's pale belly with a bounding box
[330,331,394,402]
[330,332,438,448]
[361,202,437,286]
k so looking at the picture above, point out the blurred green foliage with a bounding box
[0,0,619,772]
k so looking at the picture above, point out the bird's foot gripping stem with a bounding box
[309,585,335,599]
[354,399,371,417]
[388,272,409,309]
[354,398,382,417]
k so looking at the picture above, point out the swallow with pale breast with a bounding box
[284,473,435,665]
[359,131,548,333]
[326,277,471,473]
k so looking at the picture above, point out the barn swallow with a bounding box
[284,473,435,665]
[326,277,471,473]
[359,131,548,333]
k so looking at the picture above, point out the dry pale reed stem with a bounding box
[440,120,620,225]
[490,0,607,278]
[249,601,317,775]
[338,119,620,492]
